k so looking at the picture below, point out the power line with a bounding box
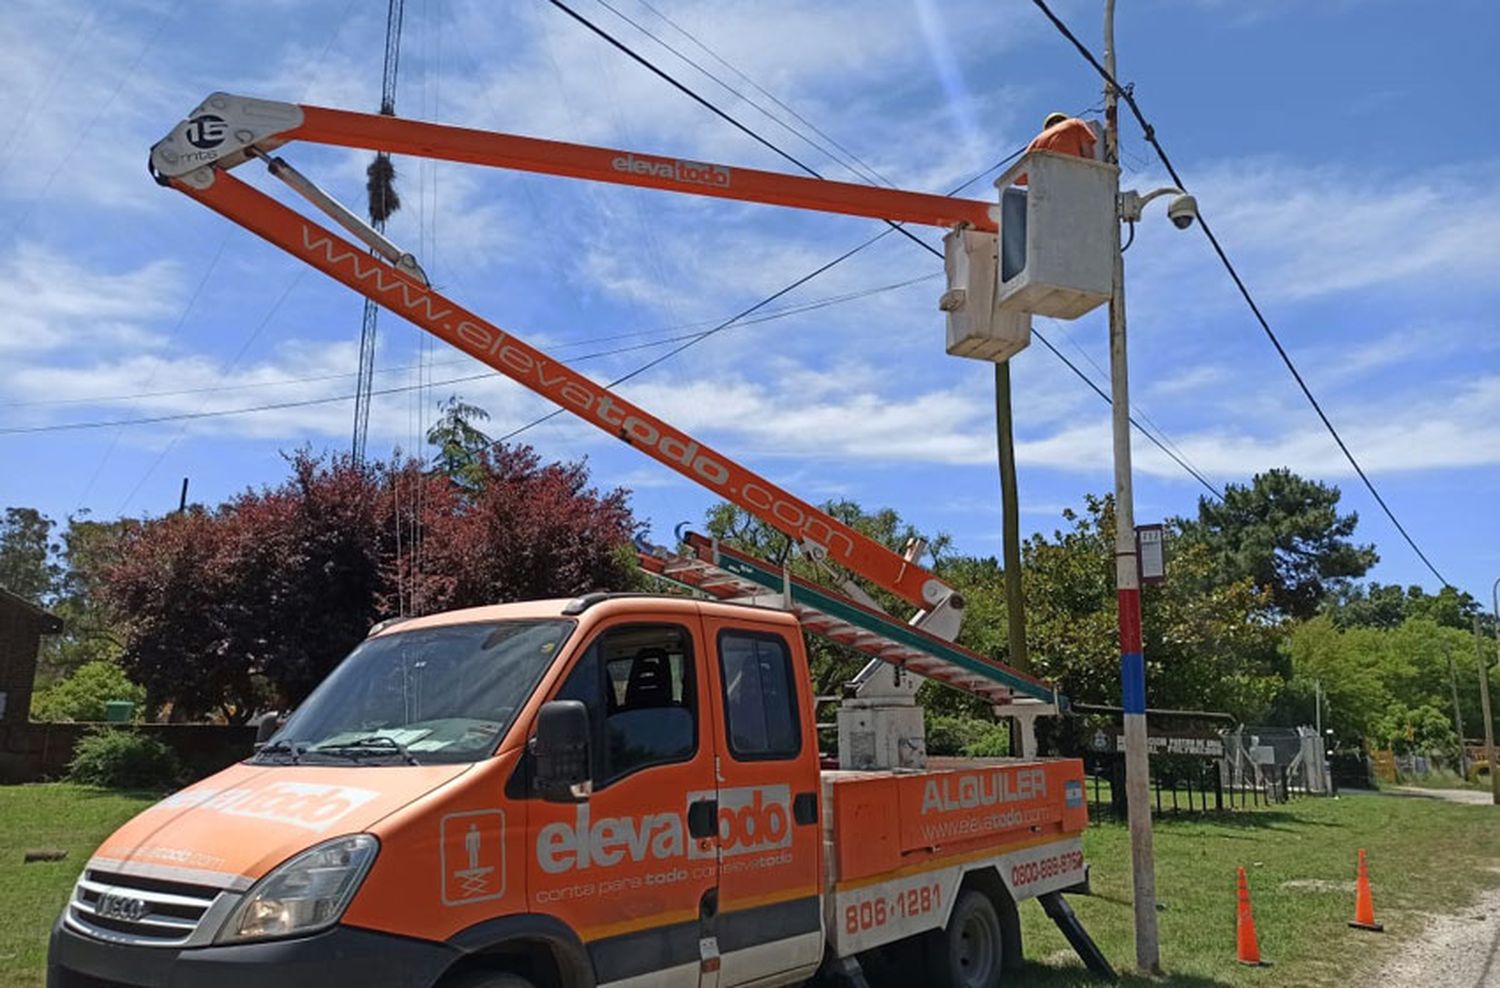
[524,0,1225,502]
[1030,331,1223,501]
[487,224,911,448]
[590,0,885,186]
[1048,317,1219,496]
[0,273,938,438]
[1029,0,1450,588]
[632,0,895,188]
[545,0,942,263]
[4,272,936,412]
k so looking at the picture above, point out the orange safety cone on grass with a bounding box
[1236,867,1267,966]
[1349,848,1384,932]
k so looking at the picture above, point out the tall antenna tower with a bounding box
[352,0,408,464]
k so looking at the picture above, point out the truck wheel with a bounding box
[928,889,1004,988]
[441,973,537,988]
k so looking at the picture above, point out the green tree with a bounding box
[1019,495,1286,720]
[0,506,61,603]
[426,395,494,490]
[37,515,134,684]
[1278,615,1485,752]
[1325,582,1482,632]
[702,499,947,699]
[1181,469,1377,619]
[1373,702,1457,756]
[30,661,147,722]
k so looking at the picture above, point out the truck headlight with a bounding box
[217,835,378,943]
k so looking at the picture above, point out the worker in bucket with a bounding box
[1025,111,1098,167]
[1003,112,1101,280]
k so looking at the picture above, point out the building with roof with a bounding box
[0,587,62,725]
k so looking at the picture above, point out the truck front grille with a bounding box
[66,868,238,948]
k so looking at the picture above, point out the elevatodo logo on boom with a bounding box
[295,224,860,570]
[611,153,732,189]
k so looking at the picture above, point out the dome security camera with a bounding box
[1167,194,1198,230]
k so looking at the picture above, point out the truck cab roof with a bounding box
[367,592,802,638]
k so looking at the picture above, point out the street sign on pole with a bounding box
[1136,524,1165,585]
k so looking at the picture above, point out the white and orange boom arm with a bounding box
[150,94,983,615]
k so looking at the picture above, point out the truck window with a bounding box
[554,623,697,787]
[261,619,574,765]
[717,629,800,760]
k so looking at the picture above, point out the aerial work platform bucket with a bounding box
[940,226,1031,362]
[994,150,1117,321]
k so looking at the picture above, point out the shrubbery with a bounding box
[926,714,1011,757]
[66,729,181,789]
[30,661,146,722]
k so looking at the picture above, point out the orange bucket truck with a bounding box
[49,93,1116,987]
[52,591,1099,988]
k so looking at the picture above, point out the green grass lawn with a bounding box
[0,784,159,988]
[1017,791,1500,987]
[2,785,1497,988]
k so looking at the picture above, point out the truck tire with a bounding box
[928,889,1004,988]
[441,973,537,988]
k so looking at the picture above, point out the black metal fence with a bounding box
[1081,751,1298,821]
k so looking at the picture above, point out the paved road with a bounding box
[1386,785,1496,806]
[1372,878,1500,987]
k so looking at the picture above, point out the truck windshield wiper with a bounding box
[313,735,420,765]
[255,739,305,764]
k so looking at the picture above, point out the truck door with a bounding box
[702,616,824,986]
[528,617,719,988]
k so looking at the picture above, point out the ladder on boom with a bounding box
[639,532,1063,710]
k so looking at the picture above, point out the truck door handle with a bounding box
[793,791,818,826]
[688,798,718,839]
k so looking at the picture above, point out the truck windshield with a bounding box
[259,619,573,765]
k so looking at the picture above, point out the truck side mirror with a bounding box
[531,700,592,803]
[253,711,286,750]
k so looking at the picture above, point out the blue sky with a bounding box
[1,0,1497,601]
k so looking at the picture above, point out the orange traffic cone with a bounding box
[1349,849,1384,932]
[1236,867,1267,966]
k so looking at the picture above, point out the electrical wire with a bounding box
[484,225,910,448]
[114,271,311,514]
[523,0,1226,502]
[1,274,938,411]
[75,233,233,506]
[590,0,885,186]
[1049,316,1210,491]
[3,0,183,245]
[1029,0,1450,588]
[0,273,941,438]
[633,0,895,188]
[545,0,942,263]
[1030,329,1223,501]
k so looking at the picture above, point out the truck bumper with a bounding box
[48,917,459,988]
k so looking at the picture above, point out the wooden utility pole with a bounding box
[994,362,1029,673]
[1477,613,1498,805]
[1105,0,1161,972]
[1444,641,1467,777]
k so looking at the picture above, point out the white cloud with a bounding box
[0,0,184,211]
[0,243,180,355]
[1125,158,1500,320]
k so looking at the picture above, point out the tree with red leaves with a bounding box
[103,446,636,722]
